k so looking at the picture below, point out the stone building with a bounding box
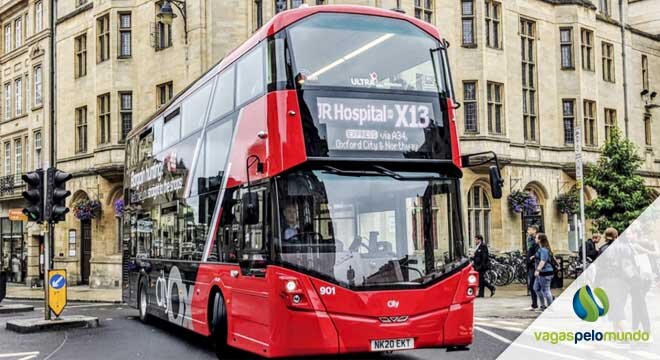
[53,0,659,288]
[0,0,51,286]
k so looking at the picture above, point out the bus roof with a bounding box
[128,5,443,138]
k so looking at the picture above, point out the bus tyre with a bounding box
[138,280,149,323]
[210,291,232,358]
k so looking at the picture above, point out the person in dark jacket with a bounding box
[473,235,495,297]
[526,225,539,310]
[579,233,600,262]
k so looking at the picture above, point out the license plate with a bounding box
[370,338,415,352]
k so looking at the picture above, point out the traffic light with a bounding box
[22,170,45,223]
[46,168,72,223]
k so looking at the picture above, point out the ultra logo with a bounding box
[572,285,609,322]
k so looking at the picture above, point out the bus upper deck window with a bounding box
[210,66,235,123]
[182,81,213,137]
[236,43,265,106]
[163,109,181,148]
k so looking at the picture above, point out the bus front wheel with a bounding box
[210,290,233,358]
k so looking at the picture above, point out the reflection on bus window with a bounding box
[182,81,213,137]
[210,66,235,122]
[236,43,265,106]
[288,13,442,93]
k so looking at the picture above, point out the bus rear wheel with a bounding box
[138,281,150,323]
[210,290,233,359]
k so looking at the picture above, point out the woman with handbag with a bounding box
[533,233,555,311]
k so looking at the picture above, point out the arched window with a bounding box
[468,184,491,246]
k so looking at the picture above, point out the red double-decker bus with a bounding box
[122,5,503,358]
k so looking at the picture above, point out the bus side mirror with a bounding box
[489,166,503,199]
[242,192,260,225]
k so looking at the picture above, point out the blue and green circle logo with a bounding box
[572,285,609,322]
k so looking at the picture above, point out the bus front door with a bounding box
[228,187,271,352]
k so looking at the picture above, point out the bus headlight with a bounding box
[285,280,297,293]
[468,274,477,285]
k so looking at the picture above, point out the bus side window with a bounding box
[214,188,240,263]
[240,186,270,262]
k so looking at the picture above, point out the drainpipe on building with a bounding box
[619,0,630,137]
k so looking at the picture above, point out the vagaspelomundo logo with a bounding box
[534,285,650,344]
[572,285,609,322]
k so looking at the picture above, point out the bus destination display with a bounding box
[317,97,437,153]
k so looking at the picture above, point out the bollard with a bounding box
[551,256,564,289]
[0,270,6,304]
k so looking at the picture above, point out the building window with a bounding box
[119,13,132,58]
[602,42,615,83]
[4,83,10,120]
[3,142,10,176]
[34,65,42,107]
[35,1,43,33]
[14,139,21,175]
[97,14,110,62]
[253,0,263,31]
[75,34,87,78]
[120,92,133,141]
[642,55,649,91]
[562,99,575,144]
[414,0,434,23]
[521,18,537,143]
[76,106,88,153]
[461,0,476,46]
[600,0,610,16]
[98,94,111,144]
[468,184,491,246]
[487,82,504,134]
[14,18,21,48]
[4,24,10,53]
[157,81,173,108]
[34,131,41,170]
[645,115,652,146]
[463,81,478,133]
[77,0,88,6]
[583,100,596,146]
[155,3,173,50]
[560,28,574,69]
[581,29,594,71]
[604,108,617,141]
[485,0,501,49]
[15,78,22,116]
[275,0,305,13]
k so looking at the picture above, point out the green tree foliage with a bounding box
[585,128,652,233]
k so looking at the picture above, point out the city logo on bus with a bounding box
[387,300,400,309]
[155,266,194,330]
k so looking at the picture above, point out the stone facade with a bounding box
[0,0,51,286]
[52,0,660,288]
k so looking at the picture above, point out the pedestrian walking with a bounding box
[525,225,539,310]
[11,254,20,283]
[473,235,495,297]
[533,233,555,311]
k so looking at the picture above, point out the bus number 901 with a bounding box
[319,286,336,296]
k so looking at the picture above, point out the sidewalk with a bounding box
[475,280,573,320]
[6,283,121,303]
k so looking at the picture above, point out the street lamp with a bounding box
[157,0,188,44]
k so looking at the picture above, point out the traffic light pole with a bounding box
[43,163,50,321]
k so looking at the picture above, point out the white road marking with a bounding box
[595,350,631,360]
[475,322,526,333]
[475,327,585,360]
[18,355,37,360]
[0,353,39,359]
[629,351,660,360]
